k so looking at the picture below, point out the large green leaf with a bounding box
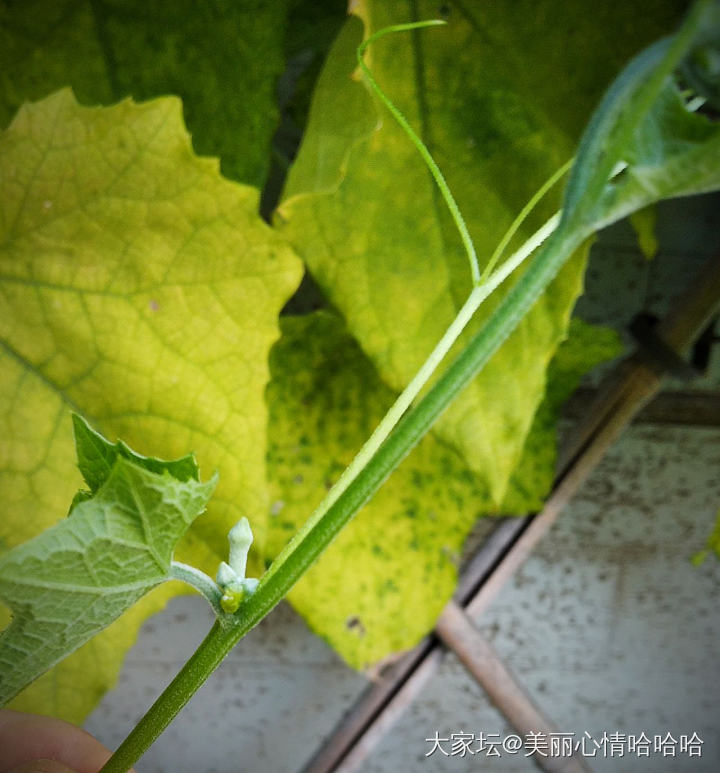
[276,0,685,506]
[0,0,292,186]
[0,417,215,707]
[266,313,619,667]
[560,1,720,233]
[588,64,720,229]
[0,89,302,719]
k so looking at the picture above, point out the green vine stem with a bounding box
[261,211,561,588]
[101,220,580,773]
[100,3,711,769]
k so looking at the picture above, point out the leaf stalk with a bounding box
[169,562,225,619]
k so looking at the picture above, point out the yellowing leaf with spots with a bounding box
[266,313,619,667]
[0,88,302,720]
[266,313,488,668]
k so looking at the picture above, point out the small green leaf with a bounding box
[71,413,200,492]
[562,0,720,232]
[597,81,720,226]
[0,419,215,707]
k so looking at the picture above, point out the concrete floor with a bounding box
[85,196,720,772]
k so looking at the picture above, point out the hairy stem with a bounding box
[99,621,234,773]
[169,562,225,619]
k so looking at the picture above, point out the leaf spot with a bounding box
[345,615,366,637]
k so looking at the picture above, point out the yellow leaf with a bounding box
[0,89,302,719]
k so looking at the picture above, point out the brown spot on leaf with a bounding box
[346,616,366,637]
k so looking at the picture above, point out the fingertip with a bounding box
[0,710,116,773]
[5,760,78,773]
